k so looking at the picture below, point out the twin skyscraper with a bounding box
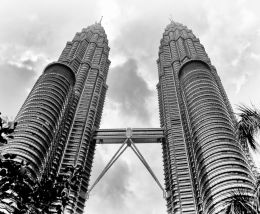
[1,21,256,213]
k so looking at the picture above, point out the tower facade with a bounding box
[56,23,110,213]
[157,22,255,214]
[1,23,110,213]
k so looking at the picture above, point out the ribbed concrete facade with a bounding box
[157,21,255,214]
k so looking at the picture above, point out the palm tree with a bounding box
[236,105,260,150]
[224,178,260,214]
[224,105,260,214]
[224,187,260,214]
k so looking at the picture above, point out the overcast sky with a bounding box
[1,0,260,213]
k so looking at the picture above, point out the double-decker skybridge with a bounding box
[87,128,166,198]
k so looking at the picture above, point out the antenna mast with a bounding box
[99,16,103,24]
[169,14,173,22]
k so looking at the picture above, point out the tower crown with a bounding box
[162,21,195,43]
[158,21,209,69]
[165,20,185,30]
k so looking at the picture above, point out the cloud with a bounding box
[107,58,153,124]
[87,143,165,214]
[7,51,49,71]
[86,146,133,213]
[232,74,247,94]
[97,160,132,204]
[0,62,36,117]
[0,48,50,117]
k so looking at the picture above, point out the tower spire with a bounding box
[169,14,173,22]
[99,16,103,25]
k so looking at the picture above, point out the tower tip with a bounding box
[169,15,173,22]
[99,16,103,25]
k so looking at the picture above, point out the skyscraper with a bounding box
[56,23,110,213]
[0,21,256,214]
[157,21,255,214]
[2,22,110,213]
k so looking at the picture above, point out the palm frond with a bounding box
[224,189,257,214]
[236,105,260,150]
[255,176,260,212]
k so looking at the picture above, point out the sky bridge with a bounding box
[93,128,164,144]
[88,128,166,198]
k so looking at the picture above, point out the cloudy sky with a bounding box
[1,0,260,213]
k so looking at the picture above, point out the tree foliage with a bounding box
[237,105,260,150]
[0,154,84,214]
[0,154,33,213]
[0,112,86,213]
[0,113,17,145]
[224,104,260,214]
[224,188,259,214]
